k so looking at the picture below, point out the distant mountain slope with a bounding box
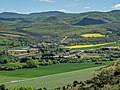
[28,11,67,18]
[41,16,69,25]
[0,11,67,18]
[73,17,106,26]
[0,12,26,18]
[0,10,120,28]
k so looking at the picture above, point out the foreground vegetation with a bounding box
[57,59,120,90]
[0,60,120,90]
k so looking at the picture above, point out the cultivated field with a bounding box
[81,33,105,37]
[0,62,114,89]
[5,67,99,89]
[64,42,118,49]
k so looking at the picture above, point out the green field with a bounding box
[0,63,26,67]
[0,61,114,89]
[5,67,100,89]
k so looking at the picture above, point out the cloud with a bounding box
[39,0,54,3]
[84,6,90,9]
[58,9,72,13]
[58,9,67,12]
[113,4,120,8]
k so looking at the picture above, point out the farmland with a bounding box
[0,62,103,82]
[0,61,114,89]
[63,42,118,49]
[5,67,100,89]
[81,33,105,37]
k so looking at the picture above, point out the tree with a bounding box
[0,84,5,90]
[25,60,39,68]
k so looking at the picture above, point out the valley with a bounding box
[0,10,120,90]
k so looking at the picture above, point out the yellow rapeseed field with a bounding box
[81,33,105,37]
[64,42,116,49]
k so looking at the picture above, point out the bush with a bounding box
[9,86,35,90]
[24,60,39,68]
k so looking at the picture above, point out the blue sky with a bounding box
[0,0,120,14]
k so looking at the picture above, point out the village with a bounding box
[1,42,119,63]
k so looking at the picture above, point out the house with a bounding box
[8,50,28,53]
[29,48,39,53]
[8,48,39,55]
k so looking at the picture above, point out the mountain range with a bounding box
[0,10,120,26]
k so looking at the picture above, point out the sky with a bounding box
[0,0,120,14]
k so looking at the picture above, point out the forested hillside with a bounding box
[0,10,120,45]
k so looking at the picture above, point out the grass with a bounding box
[1,63,26,67]
[81,33,105,37]
[0,56,14,61]
[10,46,29,50]
[0,62,101,79]
[5,67,100,89]
[64,42,117,49]
[0,61,114,89]
[0,46,8,50]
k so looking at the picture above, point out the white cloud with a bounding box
[39,0,54,3]
[58,9,72,13]
[84,6,90,9]
[113,4,120,8]
[58,9,67,12]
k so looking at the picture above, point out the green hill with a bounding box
[0,10,120,44]
[73,17,107,26]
